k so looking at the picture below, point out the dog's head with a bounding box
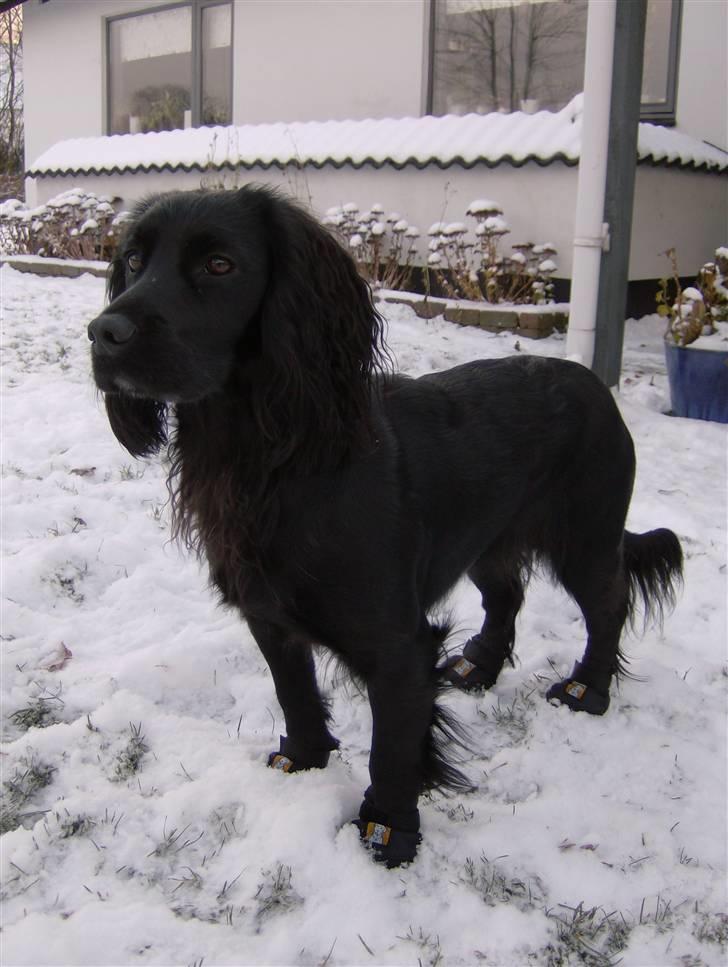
[89,186,387,460]
[89,189,270,406]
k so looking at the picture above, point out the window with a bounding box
[107,1,232,136]
[641,0,682,123]
[429,0,682,124]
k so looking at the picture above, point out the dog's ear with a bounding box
[104,394,168,458]
[250,188,390,472]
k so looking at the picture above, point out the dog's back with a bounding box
[379,355,636,605]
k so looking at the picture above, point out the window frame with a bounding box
[426,0,682,126]
[105,0,234,136]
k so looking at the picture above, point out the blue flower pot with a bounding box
[664,341,728,423]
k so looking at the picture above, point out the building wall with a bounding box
[231,0,428,125]
[631,166,728,277]
[23,0,726,163]
[22,0,429,169]
[676,0,728,151]
[27,161,726,282]
[20,0,728,288]
[22,0,154,168]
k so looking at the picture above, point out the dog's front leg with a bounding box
[247,617,339,771]
[356,647,436,868]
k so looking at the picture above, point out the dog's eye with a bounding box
[126,251,142,273]
[205,255,234,276]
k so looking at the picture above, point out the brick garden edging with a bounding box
[376,291,569,340]
[0,254,109,279]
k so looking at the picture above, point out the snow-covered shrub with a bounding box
[657,246,728,347]
[427,198,557,305]
[323,202,420,291]
[0,189,130,261]
[324,197,557,305]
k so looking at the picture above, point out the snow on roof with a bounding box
[27,95,728,178]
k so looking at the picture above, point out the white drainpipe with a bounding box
[566,0,618,368]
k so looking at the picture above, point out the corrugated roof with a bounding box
[27,95,728,178]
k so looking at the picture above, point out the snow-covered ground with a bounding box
[1,266,726,966]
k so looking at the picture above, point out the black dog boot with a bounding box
[441,635,508,692]
[267,735,337,772]
[353,795,422,869]
[546,662,610,715]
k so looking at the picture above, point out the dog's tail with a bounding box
[624,528,683,630]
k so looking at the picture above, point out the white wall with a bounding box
[27,161,726,281]
[22,0,155,168]
[677,0,728,150]
[232,0,428,124]
[632,166,728,277]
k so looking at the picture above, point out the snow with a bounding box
[483,215,509,234]
[27,95,728,177]
[442,222,467,236]
[684,319,728,352]
[1,266,727,966]
[466,199,503,216]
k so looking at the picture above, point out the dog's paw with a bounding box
[353,818,422,868]
[546,676,610,715]
[440,654,497,692]
[267,735,335,772]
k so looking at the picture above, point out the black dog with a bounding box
[88,186,683,867]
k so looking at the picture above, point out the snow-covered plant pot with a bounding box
[658,247,728,423]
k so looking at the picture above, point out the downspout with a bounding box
[566,0,617,368]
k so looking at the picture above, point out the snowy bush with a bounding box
[657,246,728,346]
[427,199,557,305]
[324,198,557,305]
[323,202,420,291]
[0,189,130,261]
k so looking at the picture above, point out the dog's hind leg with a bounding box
[545,545,630,715]
[442,554,525,692]
[247,617,339,771]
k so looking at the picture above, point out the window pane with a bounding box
[431,0,589,116]
[109,8,192,135]
[642,0,674,106]
[201,3,232,126]
[431,0,680,123]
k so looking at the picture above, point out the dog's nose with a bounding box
[88,314,137,355]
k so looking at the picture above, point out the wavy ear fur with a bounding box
[251,188,390,473]
[102,197,169,459]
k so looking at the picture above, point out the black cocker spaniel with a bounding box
[88,186,683,867]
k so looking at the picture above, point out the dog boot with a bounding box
[353,795,422,869]
[267,735,337,772]
[440,635,507,691]
[546,662,610,715]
